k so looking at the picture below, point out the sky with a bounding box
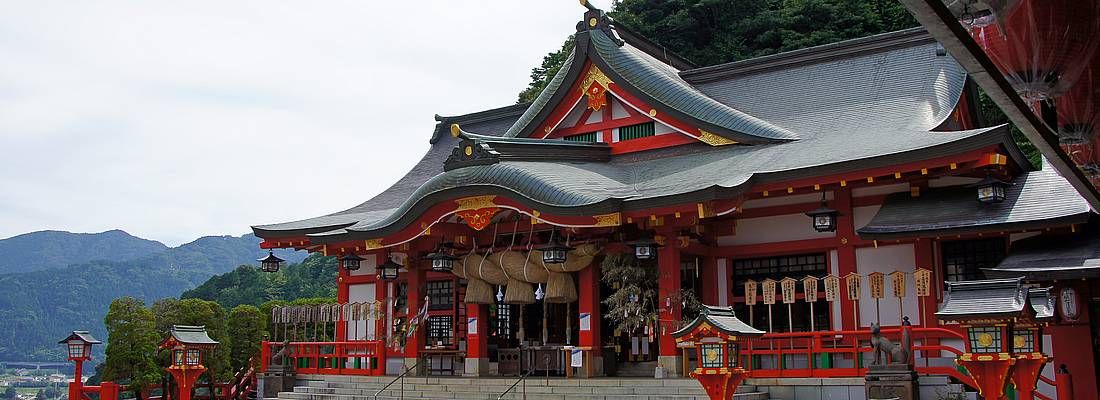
[0,1,585,246]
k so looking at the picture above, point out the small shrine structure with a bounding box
[671,305,763,400]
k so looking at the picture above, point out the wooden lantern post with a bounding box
[672,305,764,400]
[160,325,220,400]
[936,278,1042,400]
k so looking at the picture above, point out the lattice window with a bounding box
[700,344,725,368]
[494,301,513,340]
[968,326,1002,353]
[427,280,454,311]
[563,132,600,142]
[732,253,829,331]
[427,316,453,346]
[1012,329,1036,353]
[618,122,655,141]
[942,238,1006,282]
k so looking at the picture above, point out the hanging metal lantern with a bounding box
[805,192,839,232]
[628,236,662,260]
[378,257,401,281]
[258,251,285,273]
[971,175,1011,204]
[425,251,458,272]
[341,252,365,271]
[538,232,573,264]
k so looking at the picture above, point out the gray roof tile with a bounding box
[985,234,1100,280]
[936,277,1030,320]
[858,168,1092,239]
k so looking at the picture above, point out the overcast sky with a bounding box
[0,1,586,246]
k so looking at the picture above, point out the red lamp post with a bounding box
[936,278,1045,400]
[160,326,219,400]
[59,331,101,400]
[671,305,764,400]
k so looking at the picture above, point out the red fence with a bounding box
[261,341,386,376]
[721,326,977,389]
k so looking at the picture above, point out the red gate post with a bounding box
[1055,364,1073,400]
[160,326,220,400]
[672,305,764,400]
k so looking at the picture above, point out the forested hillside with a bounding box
[0,230,167,274]
[181,253,338,310]
[0,233,304,361]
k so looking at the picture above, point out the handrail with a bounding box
[372,359,421,400]
[497,368,534,400]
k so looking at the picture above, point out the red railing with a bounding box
[261,340,386,376]
[732,326,976,389]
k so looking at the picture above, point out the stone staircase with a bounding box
[276,374,770,400]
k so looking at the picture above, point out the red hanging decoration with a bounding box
[1057,52,1100,168]
[972,0,1100,102]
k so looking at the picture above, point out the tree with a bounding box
[35,389,46,400]
[174,299,232,381]
[227,305,265,372]
[600,253,659,334]
[3,387,17,400]
[102,297,160,400]
[517,36,575,103]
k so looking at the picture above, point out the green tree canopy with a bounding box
[102,297,160,399]
[173,299,232,381]
[227,305,265,372]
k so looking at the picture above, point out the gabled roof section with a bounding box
[936,277,1033,321]
[672,305,764,338]
[444,124,610,171]
[985,233,1100,280]
[252,104,524,238]
[857,168,1092,240]
[503,5,797,144]
[161,325,219,348]
[59,330,101,344]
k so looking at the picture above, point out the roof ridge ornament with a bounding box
[577,0,623,46]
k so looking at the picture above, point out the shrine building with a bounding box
[251,4,1099,399]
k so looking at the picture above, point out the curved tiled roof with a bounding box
[857,168,1092,239]
[254,28,1031,244]
[504,25,796,144]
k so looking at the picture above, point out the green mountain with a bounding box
[181,253,338,310]
[0,232,305,362]
[0,230,168,274]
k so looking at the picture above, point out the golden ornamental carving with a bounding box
[697,130,738,146]
[364,239,384,250]
[580,64,613,93]
[592,212,621,227]
[454,195,497,212]
[580,65,613,111]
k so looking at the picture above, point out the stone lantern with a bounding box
[160,325,219,400]
[671,305,764,400]
[936,277,1042,400]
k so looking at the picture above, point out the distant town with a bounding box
[0,364,74,400]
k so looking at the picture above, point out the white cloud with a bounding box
[0,1,586,245]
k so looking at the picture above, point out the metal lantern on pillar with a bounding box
[258,251,285,273]
[971,175,1010,204]
[378,256,401,281]
[805,191,839,232]
[340,252,364,272]
[628,236,662,260]
[672,305,764,399]
[59,331,100,361]
[538,232,573,264]
[425,250,458,272]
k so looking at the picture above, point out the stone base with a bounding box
[257,370,296,400]
[657,355,683,377]
[865,365,919,400]
[403,357,423,376]
[464,357,490,377]
[580,355,603,378]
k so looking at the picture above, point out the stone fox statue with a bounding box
[870,323,910,365]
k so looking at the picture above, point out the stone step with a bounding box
[278,389,769,400]
[293,383,717,396]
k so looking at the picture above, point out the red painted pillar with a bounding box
[578,260,603,376]
[658,242,683,375]
[464,303,490,376]
[834,187,859,330]
[404,257,426,371]
[336,267,349,342]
